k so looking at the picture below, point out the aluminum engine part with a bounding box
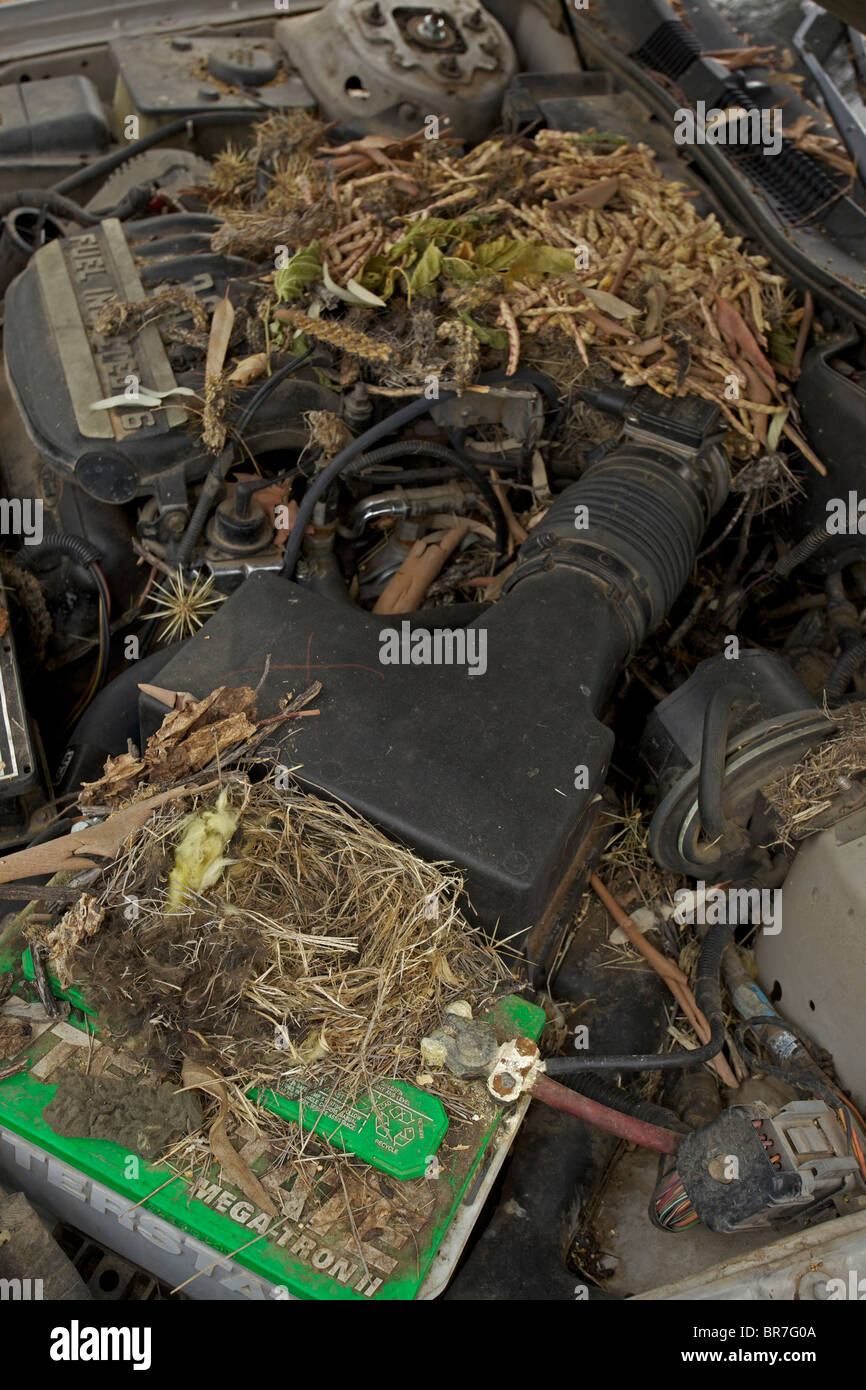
[110,33,314,136]
[276,0,517,140]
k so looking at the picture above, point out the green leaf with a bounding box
[457,310,508,350]
[388,217,477,261]
[508,245,575,276]
[273,242,322,302]
[407,242,443,300]
[472,238,574,277]
[441,256,482,284]
[473,236,526,272]
[321,260,387,306]
[768,324,797,367]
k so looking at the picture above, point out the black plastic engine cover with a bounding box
[139,420,726,938]
[3,216,337,505]
[141,570,618,939]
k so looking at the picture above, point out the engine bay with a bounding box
[1,0,866,1317]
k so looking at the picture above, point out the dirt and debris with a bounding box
[45,894,105,990]
[186,112,807,455]
[43,1072,201,1160]
[80,685,259,808]
[0,1015,31,1059]
[763,703,866,844]
[47,772,511,1136]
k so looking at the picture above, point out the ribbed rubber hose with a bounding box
[774,524,831,578]
[23,532,102,566]
[826,637,866,700]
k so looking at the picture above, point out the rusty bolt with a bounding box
[465,6,486,29]
[364,2,386,24]
[437,54,461,78]
[490,1070,517,1100]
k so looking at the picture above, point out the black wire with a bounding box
[280,393,457,578]
[90,567,112,694]
[51,109,270,197]
[234,348,315,437]
[280,372,552,578]
[482,366,562,408]
[0,186,152,227]
[697,681,752,843]
[734,1017,845,1111]
[544,922,733,1073]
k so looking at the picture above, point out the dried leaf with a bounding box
[578,284,640,319]
[205,295,235,382]
[547,177,621,209]
[46,893,105,990]
[227,353,268,386]
[81,687,259,806]
[183,1059,279,1218]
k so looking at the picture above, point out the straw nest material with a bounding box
[50,775,512,1122]
[202,114,805,455]
[762,704,866,845]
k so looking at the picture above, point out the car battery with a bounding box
[0,950,542,1301]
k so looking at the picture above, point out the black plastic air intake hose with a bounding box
[506,441,725,658]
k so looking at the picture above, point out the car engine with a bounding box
[1,0,866,1320]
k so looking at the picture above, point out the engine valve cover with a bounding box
[4,217,337,506]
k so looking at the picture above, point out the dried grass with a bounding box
[67,774,512,1127]
[203,118,801,451]
[762,704,866,844]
